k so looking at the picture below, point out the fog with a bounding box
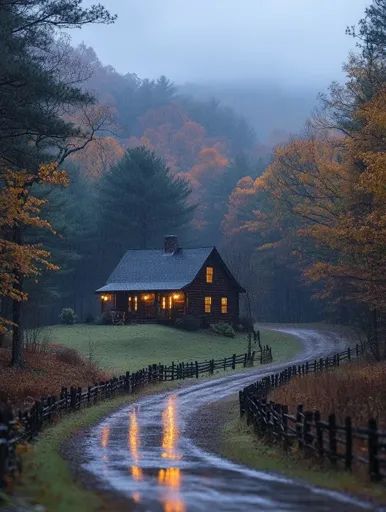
[70,0,369,87]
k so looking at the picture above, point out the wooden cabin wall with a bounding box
[185,252,240,325]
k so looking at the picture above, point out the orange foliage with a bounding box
[69,136,124,179]
[0,164,69,331]
[225,100,386,311]
[129,104,229,178]
[128,103,230,232]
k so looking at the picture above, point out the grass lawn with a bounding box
[218,395,386,506]
[45,324,301,374]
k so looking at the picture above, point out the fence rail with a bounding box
[239,343,386,481]
[0,344,272,487]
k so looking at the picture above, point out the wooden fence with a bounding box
[239,343,386,481]
[0,345,272,487]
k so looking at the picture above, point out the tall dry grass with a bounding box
[0,346,109,407]
[269,360,386,429]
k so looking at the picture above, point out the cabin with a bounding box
[96,235,245,325]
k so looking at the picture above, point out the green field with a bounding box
[45,324,301,374]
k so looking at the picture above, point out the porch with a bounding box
[99,290,186,324]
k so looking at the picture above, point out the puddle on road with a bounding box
[98,394,186,511]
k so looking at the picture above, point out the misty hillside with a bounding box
[179,82,320,144]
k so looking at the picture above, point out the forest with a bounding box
[0,0,385,367]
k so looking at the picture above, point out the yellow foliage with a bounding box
[0,163,67,330]
[223,90,386,311]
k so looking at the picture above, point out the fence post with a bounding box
[347,347,351,361]
[171,361,175,381]
[239,391,245,417]
[70,387,76,410]
[328,414,337,466]
[296,405,303,449]
[232,354,236,370]
[125,371,131,392]
[0,410,9,487]
[345,416,352,471]
[195,361,199,378]
[282,405,289,450]
[368,418,380,481]
[303,411,313,455]
[314,410,324,457]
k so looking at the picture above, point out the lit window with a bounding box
[161,297,166,310]
[204,296,212,313]
[206,266,213,283]
[168,296,173,309]
[128,296,137,312]
[221,297,228,314]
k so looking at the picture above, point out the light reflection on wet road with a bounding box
[82,329,380,511]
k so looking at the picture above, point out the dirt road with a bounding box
[77,328,380,511]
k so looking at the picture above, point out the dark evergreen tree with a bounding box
[97,147,193,267]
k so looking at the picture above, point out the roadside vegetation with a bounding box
[0,346,108,406]
[270,359,386,429]
[217,395,386,506]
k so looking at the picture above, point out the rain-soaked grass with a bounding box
[218,395,386,507]
[45,323,301,374]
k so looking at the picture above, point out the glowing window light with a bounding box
[221,297,228,314]
[204,296,212,313]
[206,266,213,283]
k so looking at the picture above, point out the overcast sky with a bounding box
[70,0,370,87]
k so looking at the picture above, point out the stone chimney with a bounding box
[164,235,179,254]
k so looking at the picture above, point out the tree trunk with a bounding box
[371,308,380,361]
[11,226,24,368]
[11,292,24,367]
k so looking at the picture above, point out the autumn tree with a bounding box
[69,136,124,180]
[0,0,115,366]
[0,164,70,364]
[222,1,385,336]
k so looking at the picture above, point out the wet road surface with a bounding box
[81,328,380,511]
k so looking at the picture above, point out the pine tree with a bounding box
[98,147,193,267]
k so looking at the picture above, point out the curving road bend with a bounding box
[80,328,380,511]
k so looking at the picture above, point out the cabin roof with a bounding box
[96,246,245,293]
